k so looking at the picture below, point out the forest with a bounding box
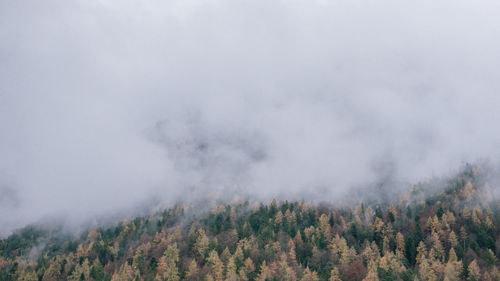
[1,165,500,281]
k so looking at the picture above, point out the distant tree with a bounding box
[418,257,437,281]
[462,207,471,221]
[114,262,134,281]
[431,232,444,261]
[21,269,38,281]
[155,244,180,281]
[460,227,467,250]
[484,248,497,266]
[363,260,379,281]
[256,261,270,281]
[329,267,341,281]
[207,250,224,281]
[195,229,210,258]
[444,261,461,281]
[319,214,331,240]
[300,267,319,281]
[278,253,297,281]
[444,249,461,281]
[467,260,480,281]
[90,258,106,280]
[68,258,90,281]
[448,231,458,249]
[416,242,427,265]
[186,260,199,280]
[389,204,398,222]
[472,208,481,226]
[244,257,255,273]
[225,256,237,281]
[164,244,180,281]
[42,257,63,281]
[396,232,405,257]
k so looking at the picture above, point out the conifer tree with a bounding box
[225,256,237,281]
[396,232,405,256]
[363,260,379,281]
[186,260,199,280]
[329,267,341,281]
[448,231,458,248]
[207,250,224,281]
[418,258,437,281]
[300,267,319,281]
[195,229,210,258]
[416,242,427,265]
[467,260,480,281]
[256,261,270,281]
[278,253,297,281]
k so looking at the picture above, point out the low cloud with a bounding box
[1,0,500,235]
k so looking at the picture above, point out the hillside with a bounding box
[1,165,500,281]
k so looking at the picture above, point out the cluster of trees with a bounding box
[1,165,500,280]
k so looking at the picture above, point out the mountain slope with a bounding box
[1,165,499,281]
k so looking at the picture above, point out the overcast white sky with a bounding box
[1,0,500,235]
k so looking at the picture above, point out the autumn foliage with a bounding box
[1,165,500,280]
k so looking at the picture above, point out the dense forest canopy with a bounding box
[1,165,500,280]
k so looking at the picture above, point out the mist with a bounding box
[1,0,500,236]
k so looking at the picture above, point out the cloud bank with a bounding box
[1,0,500,235]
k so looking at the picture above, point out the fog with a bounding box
[1,0,500,235]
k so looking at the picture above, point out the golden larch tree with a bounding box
[467,259,480,281]
[329,267,341,281]
[207,250,224,281]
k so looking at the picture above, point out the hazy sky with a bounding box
[1,0,500,235]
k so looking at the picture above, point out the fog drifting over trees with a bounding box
[1,0,500,235]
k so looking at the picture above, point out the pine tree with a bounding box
[234,246,244,265]
[329,267,341,281]
[389,204,398,221]
[164,244,180,281]
[68,258,90,281]
[116,262,134,281]
[484,248,497,266]
[448,231,458,248]
[225,256,237,281]
[257,261,269,281]
[448,248,457,263]
[431,232,444,261]
[416,242,427,265]
[396,232,405,256]
[300,267,319,281]
[418,257,437,281]
[382,235,391,255]
[467,260,480,281]
[471,208,481,226]
[22,270,38,281]
[42,257,63,281]
[460,227,467,250]
[461,182,475,200]
[363,260,379,281]
[319,214,331,240]
[462,206,471,220]
[275,211,284,226]
[221,247,231,263]
[195,229,210,258]
[156,244,180,281]
[444,255,461,281]
[288,239,297,267]
[244,257,255,273]
[278,253,297,281]
[443,266,458,281]
[207,250,224,281]
[186,260,199,280]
